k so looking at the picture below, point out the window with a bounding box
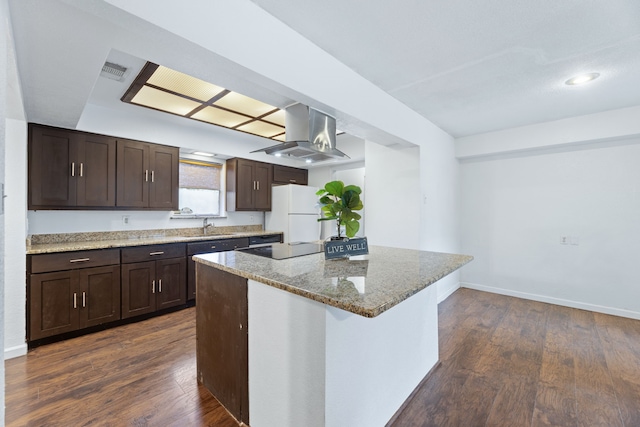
[178,160,222,215]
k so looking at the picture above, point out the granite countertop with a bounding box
[27,228,283,255]
[194,246,473,318]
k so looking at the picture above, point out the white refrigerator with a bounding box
[265,184,321,244]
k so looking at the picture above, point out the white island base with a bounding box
[248,279,439,427]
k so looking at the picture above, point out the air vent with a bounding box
[100,61,127,81]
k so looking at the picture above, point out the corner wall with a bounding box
[457,108,640,319]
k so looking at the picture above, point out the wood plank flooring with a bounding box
[6,289,640,426]
[390,288,640,427]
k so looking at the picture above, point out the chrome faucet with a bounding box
[203,217,214,235]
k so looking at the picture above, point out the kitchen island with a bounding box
[194,245,472,427]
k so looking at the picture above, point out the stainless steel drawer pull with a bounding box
[71,162,75,177]
[73,293,77,309]
[145,170,149,182]
[253,181,256,190]
[257,181,260,190]
[80,163,84,177]
[159,279,162,293]
[152,280,155,293]
[82,292,86,308]
[151,170,155,183]
[290,179,296,182]
[69,258,90,263]
[149,251,164,256]
[211,245,217,249]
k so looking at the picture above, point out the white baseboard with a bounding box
[4,343,27,360]
[437,281,461,304]
[461,282,640,321]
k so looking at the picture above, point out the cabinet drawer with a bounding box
[30,249,120,274]
[187,238,249,256]
[121,243,186,263]
[248,234,282,246]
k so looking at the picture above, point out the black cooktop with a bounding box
[237,243,323,260]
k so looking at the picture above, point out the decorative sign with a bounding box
[324,237,369,260]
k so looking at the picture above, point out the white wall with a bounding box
[419,132,461,302]
[459,134,640,319]
[365,142,420,250]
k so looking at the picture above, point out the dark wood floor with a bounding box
[390,288,640,427]
[6,289,640,426]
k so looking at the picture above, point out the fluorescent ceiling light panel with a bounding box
[192,106,250,127]
[122,61,287,142]
[236,120,285,138]
[262,109,286,126]
[214,92,276,117]
[193,151,215,157]
[131,86,201,115]
[148,66,225,101]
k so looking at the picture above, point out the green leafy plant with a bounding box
[316,180,363,238]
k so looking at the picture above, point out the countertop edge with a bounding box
[26,230,283,255]
[194,252,474,318]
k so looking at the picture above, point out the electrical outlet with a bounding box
[122,215,130,225]
[560,236,569,245]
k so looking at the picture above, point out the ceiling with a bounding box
[7,0,640,148]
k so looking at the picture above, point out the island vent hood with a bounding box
[252,104,349,162]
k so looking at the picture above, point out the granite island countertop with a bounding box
[194,245,473,317]
[27,227,283,255]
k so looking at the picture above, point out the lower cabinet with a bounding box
[187,237,250,301]
[29,263,121,341]
[121,243,186,319]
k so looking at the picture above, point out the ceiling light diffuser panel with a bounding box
[122,62,286,141]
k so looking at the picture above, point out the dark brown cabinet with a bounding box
[116,139,179,209]
[273,165,309,186]
[196,265,249,424]
[187,237,250,300]
[121,243,186,319]
[226,158,272,211]
[28,124,116,209]
[28,249,121,341]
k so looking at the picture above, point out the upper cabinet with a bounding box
[116,139,179,209]
[272,165,308,186]
[28,123,179,211]
[226,158,272,211]
[29,124,117,209]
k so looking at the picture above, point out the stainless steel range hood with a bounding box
[252,104,349,162]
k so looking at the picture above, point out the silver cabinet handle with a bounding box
[211,245,217,249]
[145,170,149,182]
[151,170,155,183]
[69,258,90,263]
[73,293,77,309]
[159,279,162,293]
[80,163,84,177]
[253,181,256,190]
[149,251,164,256]
[290,179,296,182]
[257,181,260,190]
[152,280,155,293]
[71,162,75,177]
[82,292,86,308]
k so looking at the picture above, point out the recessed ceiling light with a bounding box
[193,151,215,157]
[305,159,312,163]
[274,153,282,157]
[565,73,600,86]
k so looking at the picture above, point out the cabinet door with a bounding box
[236,159,255,210]
[253,162,272,210]
[29,125,77,208]
[79,265,121,328]
[76,134,116,207]
[121,261,156,319]
[273,165,308,185]
[149,145,179,209]
[116,140,149,208]
[29,270,79,340]
[156,258,186,310]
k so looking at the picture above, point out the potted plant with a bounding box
[316,180,363,239]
